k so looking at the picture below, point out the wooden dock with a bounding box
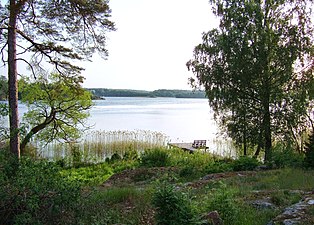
[168,142,208,153]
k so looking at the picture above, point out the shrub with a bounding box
[123,148,139,160]
[0,151,81,225]
[70,144,83,168]
[232,156,259,171]
[110,152,122,162]
[206,182,239,224]
[206,159,233,173]
[304,132,314,169]
[140,148,169,167]
[152,183,197,225]
[271,143,304,168]
[179,164,199,178]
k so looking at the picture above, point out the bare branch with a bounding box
[16,57,36,78]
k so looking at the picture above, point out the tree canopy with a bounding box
[0,0,115,157]
[19,73,93,152]
[187,0,314,161]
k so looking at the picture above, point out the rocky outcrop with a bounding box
[268,194,314,225]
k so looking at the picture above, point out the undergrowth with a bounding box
[2,143,313,224]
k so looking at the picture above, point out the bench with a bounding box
[192,140,207,149]
[168,140,208,153]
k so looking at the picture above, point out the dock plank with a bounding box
[168,143,198,152]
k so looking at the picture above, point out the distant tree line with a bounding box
[88,88,206,99]
[0,79,207,101]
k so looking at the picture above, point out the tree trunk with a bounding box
[263,100,272,162]
[8,0,20,158]
[20,118,54,153]
[243,111,247,156]
[261,0,272,162]
[243,128,247,156]
[253,129,263,158]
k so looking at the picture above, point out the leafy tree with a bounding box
[0,0,115,158]
[0,103,9,144]
[0,75,8,100]
[304,131,314,168]
[19,73,93,153]
[187,0,314,161]
[0,76,9,143]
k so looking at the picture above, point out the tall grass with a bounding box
[30,130,169,164]
[208,137,237,158]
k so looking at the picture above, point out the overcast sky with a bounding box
[81,0,218,90]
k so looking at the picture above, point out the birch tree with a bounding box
[187,0,314,161]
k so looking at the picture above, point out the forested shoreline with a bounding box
[88,88,206,99]
[0,76,206,100]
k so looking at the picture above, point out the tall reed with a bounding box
[30,130,169,164]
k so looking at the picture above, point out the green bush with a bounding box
[206,182,239,224]
[206,159,233,174]
[152,183,198,225]
[179,164,200,178]
[232,156,259,171]
[123,148,139,160]
[271,143,304,168]
[304,132,314,168]
[110,152,122,162]
[140,148,169,167]
[0,151,81,225]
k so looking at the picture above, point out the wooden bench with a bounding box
[192,140,207,149]
[168,140,208,153]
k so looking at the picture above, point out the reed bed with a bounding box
[207,137,237,158]
[31,130,169,164]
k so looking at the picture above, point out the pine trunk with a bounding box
[8,0,20,158]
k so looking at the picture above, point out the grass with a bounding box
[78,187,155,224]
[28,130,169,165]
[53,147,314,224]
[7,137,314,224]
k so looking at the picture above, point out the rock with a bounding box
[251,199,276,209]
[256,165,269,170]
[308,199,314,205]
[269,195,314,224]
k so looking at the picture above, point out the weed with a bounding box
[304,131,314,168]
[78,187,153,224]
[152,183,198,225]
[271,143,304,168]
[61,163,113,186]
[206,182,239,223]
[232,156,259,171]
[140,148,170,167]
[0,151,81,225]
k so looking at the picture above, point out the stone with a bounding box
[251,200,276,209]
[307,199,314,205]
[256,165,270,170]
[269,195,314,224]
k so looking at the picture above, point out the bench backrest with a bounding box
[192,140,206,148]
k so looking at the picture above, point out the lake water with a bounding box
[87,97,217,143]
[2,97,236,156]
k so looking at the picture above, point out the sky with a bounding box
[0,0,218,91]
[81,0,218,90]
